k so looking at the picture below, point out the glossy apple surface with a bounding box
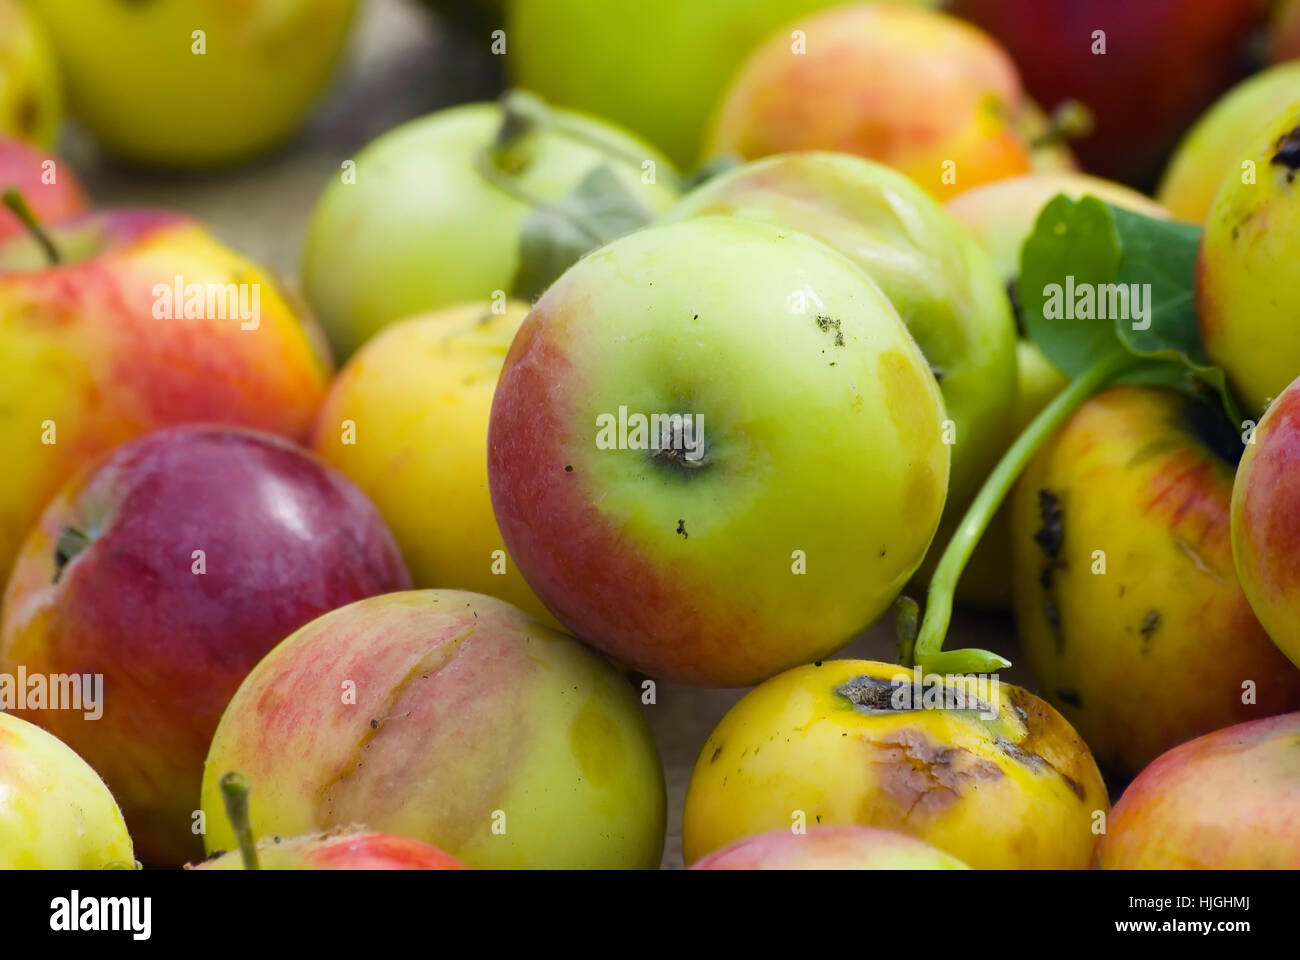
[0,136,87,243]
[0,426,410,865]
[0,0,61,146]
[201,591,666,869]
[690,825,969,870]
[190,829,465,871]
[488,217,949,686]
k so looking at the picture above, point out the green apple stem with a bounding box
[1031,99,1095,149]
[219,771,260,870]
[1,188,60,265]
[909,349,1139,675]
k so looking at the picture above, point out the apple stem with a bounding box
[1032,99,1095,148]
[219,771,260,870]
[473,148,608,245]
[1,188,60,265]
[908,349,1138,675]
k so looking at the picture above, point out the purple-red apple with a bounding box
[0,426,410,865]
[0,137,87,243]
[689,825,969,870]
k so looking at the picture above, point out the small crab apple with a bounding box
[0,0,62,147]
[0,139,88,243]
[1010,387,1300,778]
[0,426,411,865]
[201,591,666,869]
[302,98,680,359]
[312,299,556,627]
[689,825,969,870]
[682,660,1108,869]
[1232,373,1300,669]
[1159,63,1300,222]
[704,3,1053,200]
[0,711,134,869]
[1096,712,1300,869]
[1197,102,1300,417]
[488,217,950,686]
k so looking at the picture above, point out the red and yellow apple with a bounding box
[488,217,949,686]
[0,136,87,243]
[682,660,1108,869]
[190,828,465,871]
[0,710,134,869]
[200,590,666,869]
[1096,712,1300,868]
[0,426,410,864]
[0,0,62,146]
[689,825,969,870]
[1010,386,1300,777]
[0,207,332,587]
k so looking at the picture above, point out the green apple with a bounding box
[0,711,134,869]
[301,99,681,359]
[27,0,358,167]
[488,216,950,686]
[0,0,62,146]
[1159,62,1300,222]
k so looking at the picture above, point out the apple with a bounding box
[663,152,1017,513]
[200,590,666,869]
[1232,372,1300,670]
[0,0,61,146]
[0,206,332,588]
[1096,712,1300,868]
[505,0,932,169]
[689,825,969,870]
[1197,103,1300,417]
[488,217,949,686]
[703,3,1053,200]
[1010,386,1300,778]
[1158,63,1300,222]
[301,99,681,360]
[312,299,558,627]
[950,0,1266,186]
[0,710,134,869]
[0,425,411,865]
[0,137,87,243]
[682,660,1108,869]
[1272,0,1300,63]
[26,0,358,167]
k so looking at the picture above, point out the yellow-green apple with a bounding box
[0,207,331,588]
[703,3,1050,200]
[506,0,934,169]
[951,0,1267,186]
[0,710,134,869]
[1232,372,1300,669]
[0,426,410,865]
[301,100,680,360]
[943,172,1168,606]
[27,0,358,167]
[1272,0,1300,62]
[682,660,1108,868]
[487,217,950,686]
[200,590,666,869]
[312,299,557,627]
[0,0,61,146]
[1198,103,1300,417]
[1096,712,1300,868]
[0,137,87,243]
[1158,63,1300,222]
[1010,386,1300,778]
[689,825,970,870]
[664,152,1016,515]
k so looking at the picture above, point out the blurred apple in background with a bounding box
[301,98,680,360]
[312,299,558,627]
[27,0,358,167]
[690,825,970,870]
[950,0,1267,187]
[0,426,411,865]
[704,2,1064,200]
[201,591,667,869]
[0,137,87,243]
[0,711,134,869]
[0,0,62,146]
[0,207,331,588]
[1273,0,1300,62]
[1158,62,1300,222]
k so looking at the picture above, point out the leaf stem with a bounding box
[910,348,1139,673]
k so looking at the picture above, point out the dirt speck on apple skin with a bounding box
[814,314,845,346]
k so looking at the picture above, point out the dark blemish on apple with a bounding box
[710,745,722,763]
[1271,125,1300,175]
[1034,490,1064,558]
[835,674,995,716]
[1006,278,1025,336]
[814,314,845,346]
[676,519,687,538]
[1139,610,1160,649]
[1056,688,1082,708]
[929,363,945,384]
[814,661,822,667]
[52,526,92,584]
[997,738,1087,801]
[369,718,378,729]
[564,464,573,472]
[815,815,822,823]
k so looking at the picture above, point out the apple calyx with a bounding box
[1,188,61,266]
[219,771,261,870]
[52,526,91,584]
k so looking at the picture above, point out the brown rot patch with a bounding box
[1034,490,1067,652]
[864,729,1004,821]
[814,314,845,346]
[1003,688,1094,804]
[1272,125,1300,180]
[835,675,996,715]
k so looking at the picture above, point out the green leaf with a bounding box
[511,164,656,301]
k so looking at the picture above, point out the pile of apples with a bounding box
[3,0,1300,871]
